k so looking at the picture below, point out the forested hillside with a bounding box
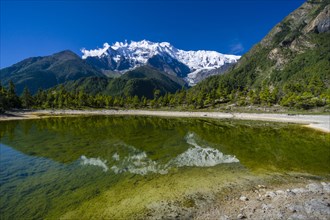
[187,0,330,109]
[0,50,103,95]
[53,66,186,99]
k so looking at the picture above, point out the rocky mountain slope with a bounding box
[81,40,240,85]
[191,0,330,107]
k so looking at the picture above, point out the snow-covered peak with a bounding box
[81,40,240,70]
[112,41,128,49]
[81,43,110,59]
[176,50,240,70]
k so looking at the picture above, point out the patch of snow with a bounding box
[81,43,110,59]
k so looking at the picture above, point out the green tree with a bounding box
[105,96,113,108]
[141,96,148,108]
[0,81,8,112]
[7,81,21,108]
[308,75,324,96]
[153,89,161,100]
[77,91,87,108]
[259,87,271,106]
[132,95,140,108]
[21,87,34,109]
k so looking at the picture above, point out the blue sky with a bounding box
[1,0,305,68]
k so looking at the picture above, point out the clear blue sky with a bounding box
[0,0,305,68]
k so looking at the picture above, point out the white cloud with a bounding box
[229,42,244,54]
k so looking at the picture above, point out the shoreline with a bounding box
[194,179,330,220]
[0,109,329,133]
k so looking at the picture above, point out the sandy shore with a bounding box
[0,109,329,133]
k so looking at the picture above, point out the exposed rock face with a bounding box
[265,1,327,70]
[304,4,330,33]
[268,48,287,69]
[317,17,330,32]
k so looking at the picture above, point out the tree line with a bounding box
[1,78,329,113]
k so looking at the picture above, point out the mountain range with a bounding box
[0,41,239,95]
[82,40,240,85]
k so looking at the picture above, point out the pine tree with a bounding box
[132,95,140,108]
[7,81,21,108]
[0,81,7,112]
[153,89,161,100]
[21,87,34,109]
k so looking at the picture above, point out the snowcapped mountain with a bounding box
[81,40,240,85]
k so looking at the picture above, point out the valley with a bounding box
[1,0,329,112]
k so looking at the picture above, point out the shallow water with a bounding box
[0,116,329,219]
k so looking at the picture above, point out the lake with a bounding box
[0,116,329,219]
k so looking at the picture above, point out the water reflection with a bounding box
[80,155,109,172]
[1,116,329,174]
[77,132,239,175]
[173,132,239,167]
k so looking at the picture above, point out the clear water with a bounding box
[0,116,329,219]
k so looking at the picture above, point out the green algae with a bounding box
[0,116,329,219]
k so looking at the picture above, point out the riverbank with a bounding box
[1,109,329,133]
